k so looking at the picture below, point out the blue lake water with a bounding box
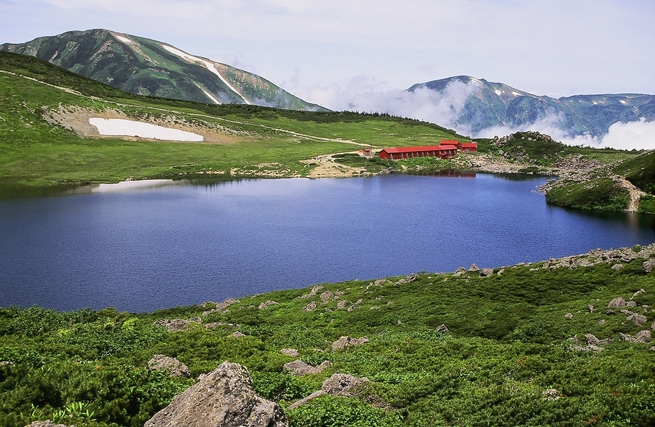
[1,174,653,312]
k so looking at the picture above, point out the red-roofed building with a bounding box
[460,142,477,152]
[440,140,460,148]
[378,145,457,160]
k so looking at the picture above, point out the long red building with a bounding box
[378,140,476,160]
[378,145,457,160]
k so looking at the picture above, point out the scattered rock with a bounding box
[299,285,323,299]
[584,334,600,345]
[287,390,327,410]
[347,299,363,311]
[479,268,493,277]
[644,258,655,273]
[453,267,467,277]
[588,304,594,313]
[397,274,417,284]
[652,322,655,331]
[584,334,612,346]
[542,388,560,401]
[435,324,449,333]
[627,313,648,326]
[598,319,606,325]
[608,297,627,308]
[331,336,369,351]
[144,361,288,427]
[0,361,15,366]
[25,422,72,427]
[258,300,278,310]
[280,348,299,357]
[148,354,191,378]
[336,300,348,310]
[620,330,652,343]
[204,322,240,330]
[320,291,335,304]
[202,298,239,316]
[283,360,331,376]
[626,300,637,307]
[605,310,616,315]
[565,313,573,319]
[302,301,317,312]
[321,373,370,397]
[469,264,480,272]
[153,318,201,332]
[611,264,624,270]
[287,372,372,410]
[631,288,647,299]
[230,331,246,339]
[571,344,603,352]
[373,279,387,286]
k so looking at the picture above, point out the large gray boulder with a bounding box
[144,361,288,427]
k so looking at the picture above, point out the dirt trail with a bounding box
[617,177,646,212]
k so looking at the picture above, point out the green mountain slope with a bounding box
[0,29,326,111]
[0,51,463,190]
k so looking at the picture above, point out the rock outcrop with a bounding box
[283,360,332,376]
[620,330,652,344]
[331,336,369,351]
[280,348,299,357]
[148,354,191,378]
[287,373,371,410]
[153,318,202,332]
[144,361,288,427]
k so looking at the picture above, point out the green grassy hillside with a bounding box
[1,246,654,426]
[0,52,463,190]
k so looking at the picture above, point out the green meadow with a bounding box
[1,252,654,426]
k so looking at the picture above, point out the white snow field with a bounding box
[89,118,204,141]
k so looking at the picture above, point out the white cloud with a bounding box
[599,119,655,150]
[305,77,655,151]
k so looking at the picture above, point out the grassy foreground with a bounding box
[1,246,654,426]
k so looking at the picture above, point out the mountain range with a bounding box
[0,29,325,111]
[409,76,655,138]
[2,29,654,140]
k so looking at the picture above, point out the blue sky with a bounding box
[1,0,654,148]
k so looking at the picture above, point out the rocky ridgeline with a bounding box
[491,131,556,147]
[527,243,655,272]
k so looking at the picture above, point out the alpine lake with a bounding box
[1,173,653,313]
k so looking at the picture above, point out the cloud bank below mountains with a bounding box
[302,78,654,151]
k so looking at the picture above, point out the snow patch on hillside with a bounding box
[89,118,204,141]
[161,44,251,105]
[114,34,133,44]
[195,84,221,104]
